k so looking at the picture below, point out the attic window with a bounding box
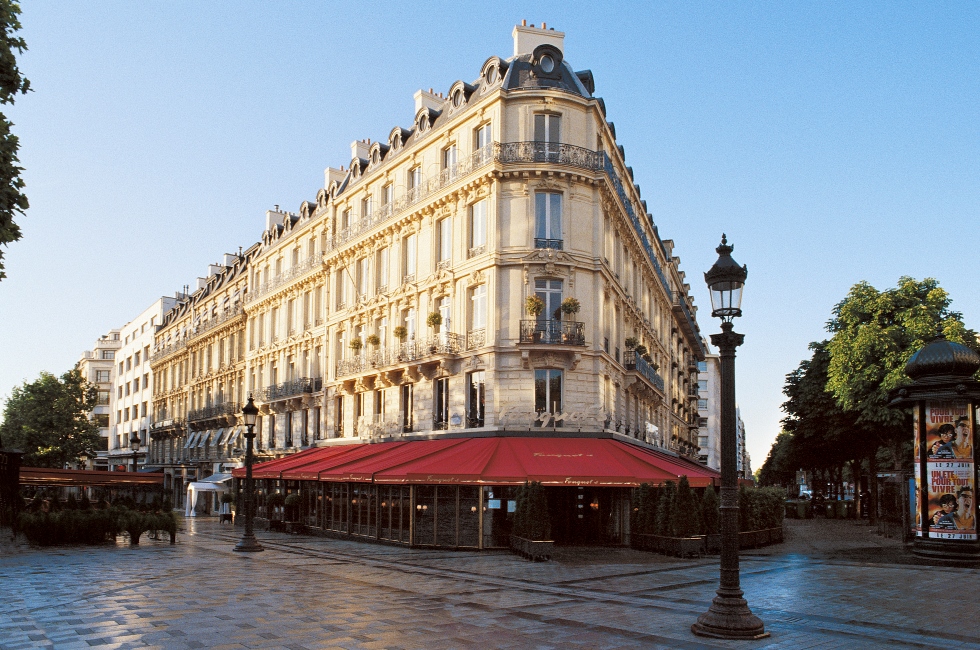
[371,151,380,165]
[540,55,555,74]
[452,89,464,108]
[417,115,428,132]
[485,67,498,85]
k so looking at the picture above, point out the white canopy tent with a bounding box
[184,473,232,517]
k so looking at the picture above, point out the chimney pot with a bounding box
[542,22,546,28]
[522,19,526,26]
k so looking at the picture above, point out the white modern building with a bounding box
[697,349,751,479]
[108,298,177,471]
[76,330,121,470]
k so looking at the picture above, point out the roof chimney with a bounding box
[350,139,371,162]
[414,88,443,114]
[513,22,564,57]
[265,209,285,231]
[324,166,346,189]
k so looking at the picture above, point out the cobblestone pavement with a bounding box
[2,517,979,649]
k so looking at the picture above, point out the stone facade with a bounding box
[147,23,708,486]
[76,331,121,470]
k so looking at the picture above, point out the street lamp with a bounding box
[129,433,141,472]
[234,395,264,553]
[692,235,767,640]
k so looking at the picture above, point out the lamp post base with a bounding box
[692,589,768,640]
[233,533,264,553]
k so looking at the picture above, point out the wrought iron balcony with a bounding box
[263,377,322,401]
[519,320,585,346]
[496,141,604,170]
[534,238,563,250]
[187,402,240,423]
[246,253,326,303]
[624,350,666,392]
[335,334,465,378]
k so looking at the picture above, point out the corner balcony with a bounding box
[187,401,240,430]
[519,320,585,346]
[624,350,666,395]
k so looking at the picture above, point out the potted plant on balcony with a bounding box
[634,344,647,357]
[525,296,545,343]
[349,338,363,353]
[426,313,442,353]
[510,481,553,561]
[559,298,581,343]
[624,336,638,350]
[366,334,381,366]
[393,326,408,361]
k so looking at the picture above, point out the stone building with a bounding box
[148,249,258,507]
[153,23,713,539]
[108,297,176,472]
[76,330,121,470]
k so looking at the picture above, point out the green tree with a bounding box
[0,368,100,467]
[673,476,699,537]
[757,430,796,488]
[0,0,30,281]
[826,277,979,429]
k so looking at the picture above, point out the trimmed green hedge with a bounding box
[632,479,785,537]
[513,481,551,540]
[16,508,177,546]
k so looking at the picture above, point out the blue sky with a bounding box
[1,2,978,467]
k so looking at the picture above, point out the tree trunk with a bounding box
[851,459,862,517]
[867,452,879,526]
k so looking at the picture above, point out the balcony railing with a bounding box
[496,141,605,170]
[187,304,244,342]
[263,377,322,401]
[519,320,586,346]
[246,253,326,304]
[466,328,486,350]
[624,350,666,392]
[335,334,464,378]
[187,402,241,423]
[534,238,563,250]
[150,338,187,363]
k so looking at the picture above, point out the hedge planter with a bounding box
[737,527,784,550]
[633,533,705,558]
[510,535,553,562]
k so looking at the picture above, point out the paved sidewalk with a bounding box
[1,518,978,649]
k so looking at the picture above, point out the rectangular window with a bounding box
[534,192,562,246]
[141,402,147,417]
[534,279,563,321]
[133,379,139,394]
[374,389,383,422]
[400,383,414,432]
[403,234,417,281]
[335,396,344,437]
[377,247,389,292]
[470,285,487,330]
[124,383,130,397]
[341,208,351,231]
[97,390,110,405]
[119,362,124,375]
[434,378,449,430]
[442,144,457,170]
[699,379,708,392]
[382,183,393,207]
[698,399,708,411]
[408,166,421,191]
[466,371,485,428]
[469,199,487,253]
[96,370,110,382]
[475,122,492,149]
[124,407,130,421]
[361,195,373,220]
[405,308,416,341]
[534,113,561,144]
[134,351,140,365]
[437,217,451,264]
[534,369,563,420]
[358,257,369,297]
[102,350,114,360]
[270,308,279,341]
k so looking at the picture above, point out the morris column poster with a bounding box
[922,401,975,540]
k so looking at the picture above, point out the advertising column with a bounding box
[918,402,975,540]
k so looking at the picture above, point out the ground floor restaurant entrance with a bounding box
[233,435,719,550]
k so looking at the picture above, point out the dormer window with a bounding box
[417,114,428,132]
[539,55,555,74]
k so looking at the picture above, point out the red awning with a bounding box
[244,437,720,488]
[20,467,165,487]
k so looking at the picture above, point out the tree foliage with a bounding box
[0,0,29,281]
[0,368,100,467]
[826,277,979,428]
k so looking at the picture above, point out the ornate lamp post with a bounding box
[889,334,980,564]
[129,433,142,472]
[234,396,264,553]
[692,235,767,640]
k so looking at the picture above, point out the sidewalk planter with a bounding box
[509,535,554,561]
[704,533,722,554]
[633,533,705,557]
[737,528,784,550]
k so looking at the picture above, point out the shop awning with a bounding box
[213,428,226,446]
[226,427,242,448]
[20,467,165,487]
[184,432,200,448]
[245,437,720,488]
